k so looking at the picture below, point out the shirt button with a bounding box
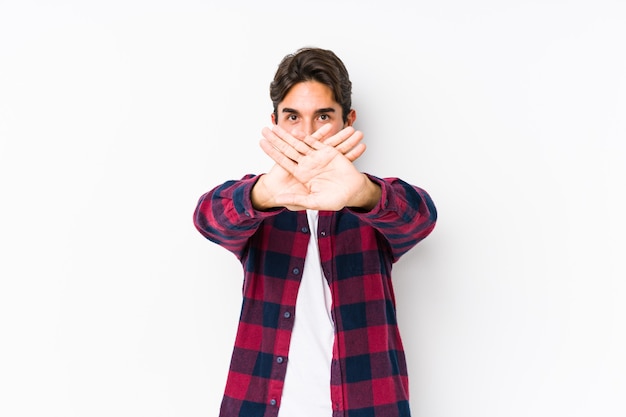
[292,268,300,275]
[283,311,291,319]
[270,399,277,406]
[276,356,284,364]
[320,231,326,236]
[301,226,309,233]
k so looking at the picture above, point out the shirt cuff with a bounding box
[346,174,399,217]
[236,174,285,220]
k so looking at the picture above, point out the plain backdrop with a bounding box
[1,1,625,416]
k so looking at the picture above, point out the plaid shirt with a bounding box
[193,174,437,417]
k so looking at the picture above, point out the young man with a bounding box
[194,47,437,417]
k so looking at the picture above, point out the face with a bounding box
[272,81,356,140]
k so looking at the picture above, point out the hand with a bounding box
[256,124,380,211]
[252,124,364,211]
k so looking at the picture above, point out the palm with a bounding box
[262,163,310,210]
[287,145,364,210]
[258,124,375,211]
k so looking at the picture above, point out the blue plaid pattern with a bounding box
[194,174,436,417]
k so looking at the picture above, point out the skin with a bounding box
[251,81,382,212]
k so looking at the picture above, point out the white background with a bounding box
[1,1,625,416]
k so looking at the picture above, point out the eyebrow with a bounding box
[281,107,336,115]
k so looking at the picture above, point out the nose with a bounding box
[304,120,316,137]
[292,120,316,140]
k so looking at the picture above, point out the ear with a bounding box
[271,112,277,125]
[345,109,357,127]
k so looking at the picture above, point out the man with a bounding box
[194,47,437,417]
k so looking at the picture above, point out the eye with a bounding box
[319,114,330,121]
[288,114,298,121]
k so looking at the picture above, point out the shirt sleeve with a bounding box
[193,174,284,260]
[348,174,437,263]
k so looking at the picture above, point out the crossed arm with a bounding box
[251,124,382,212]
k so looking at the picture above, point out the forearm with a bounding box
[346,173,382,211]
[193,175,281,259]
[349,175,437,261]
[250,174,280,211]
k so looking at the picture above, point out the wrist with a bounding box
[350,174,381,211]
[251,175,274,211]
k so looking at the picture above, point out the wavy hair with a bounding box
[270,47,352,123]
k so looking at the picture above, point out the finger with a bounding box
[303,124,334,150]
[323,126,357,148]
[344,143,366,162]
[270,125,316,156]
[309,123,333,142]
[335,129,364,155]
[262,126,308,161]
[259,138,298,173]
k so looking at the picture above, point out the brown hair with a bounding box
[270,47,352,123]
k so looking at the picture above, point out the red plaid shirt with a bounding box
[193,174,436,417]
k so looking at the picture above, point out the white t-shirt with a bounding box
[277,210,335,417]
